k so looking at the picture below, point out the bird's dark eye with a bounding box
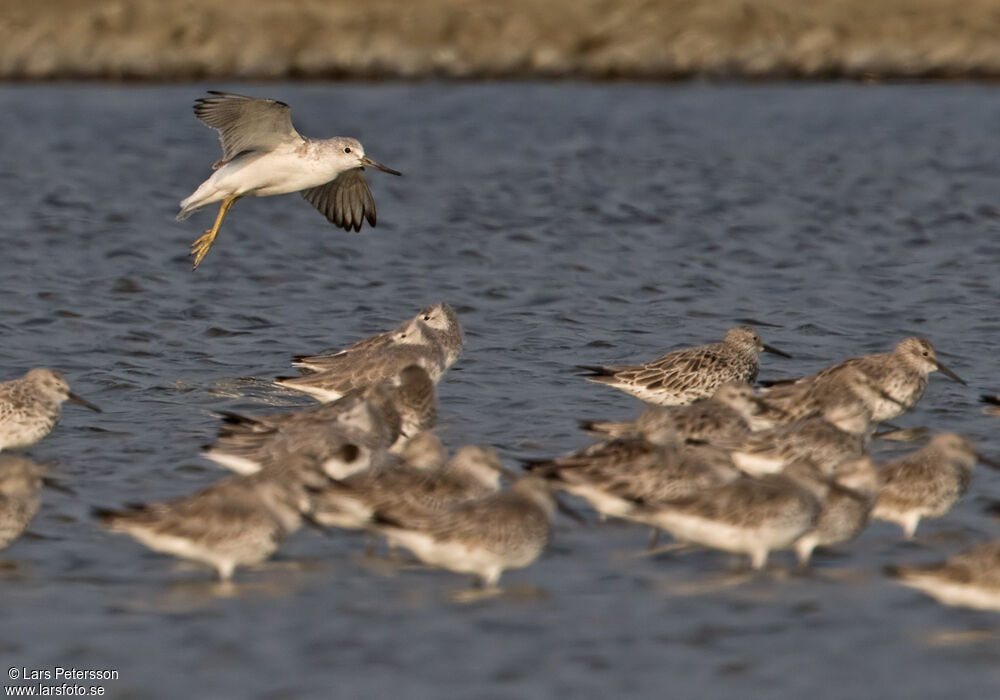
[344,147,352,153]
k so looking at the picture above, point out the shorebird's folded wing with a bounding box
[193,91,302,163]
[301,169,376,232]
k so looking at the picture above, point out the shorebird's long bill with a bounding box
[68,392,102,412]
[42,477,76,495]
[762,343,792,359]
[360,156,402,176]
[978,453,1000,470]
[935,361,966,385]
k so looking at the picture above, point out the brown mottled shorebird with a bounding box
[764,338,964,423]
[872,433,997,538]
[730,400,871,477]
[179,91,401,269]
[313,444,505,531]
[293,303,463,375]
[793,456,879,566]
[577,327,789,406]
[0,456,51,550]
[629,459,828,570]
[372,476,556,589]
[277,304,463,402]
[204,367,435,475]
[96,455,332,581]
[759,366,883,425]
[0,369,100,451]
[526,426,741,523]
[580,381,770,447]
[887,541,1000,612]
[293,316,431,374]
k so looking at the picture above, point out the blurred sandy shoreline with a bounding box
[5,0,1000,81]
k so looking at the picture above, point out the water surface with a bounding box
[1,83,999,698]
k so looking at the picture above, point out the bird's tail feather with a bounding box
[176,200,205,221]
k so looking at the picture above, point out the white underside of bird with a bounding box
[180,143,341,216]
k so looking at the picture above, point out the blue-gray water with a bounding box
[2,83,1000,698]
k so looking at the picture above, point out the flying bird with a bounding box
[178,91,401,269]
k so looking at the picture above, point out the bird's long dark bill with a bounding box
[936,361,966,385]
[762,343,792,359]
[360,156,402,176]
[68,392,102,412]
[978,453,1000,470]
[43,477,76,495]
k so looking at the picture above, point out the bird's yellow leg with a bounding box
[190,195,241,269]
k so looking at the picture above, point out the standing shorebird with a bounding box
[793,457,879,566]
[872,433,997,538]
[577,327,790,406]
[312,444,505,532]
[204,366,436,475]
[759,366,888,425]
[763,338,964,423]
[580,382,769,447]
[0,369,100,451]
[372,476,557,590]
[0,456,50,550]
[277,304,463,402]
[729,400,871,477]
[96,455,333,581]
[178,91,402,269]
[887,541,1000,612]
[293,303,464,376]
[629,459,828,570]
[526,426,741,524]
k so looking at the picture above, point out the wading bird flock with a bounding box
[1,298,997,607]
[0,92,998,610]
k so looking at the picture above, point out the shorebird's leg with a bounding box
[191,195,241,269]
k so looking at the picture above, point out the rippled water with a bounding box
[2,83,1000,698]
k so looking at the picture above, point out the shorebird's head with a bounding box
[334,137,402,176]
[637,415,681,448]
[393,317,434,346]
[398,431,447,471]
[418,303,464,360]
[511,476,559,519]
[725,327,791,359]
[446,445,505,491]
[833,457,879,496]
[710,381,764,418]
[926,432,982,470]
[418,303,460,335]
[24,369,101,412]
[896,337,965,384]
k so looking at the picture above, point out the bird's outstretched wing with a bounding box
[193,91,302,164]
[301,169,377,232]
